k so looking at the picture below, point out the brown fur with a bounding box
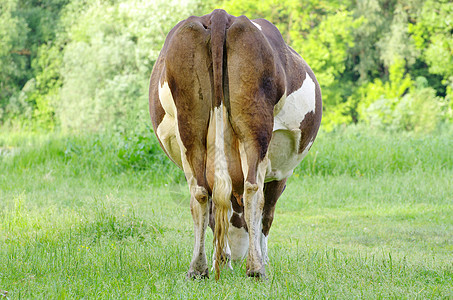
[262,179,287,236]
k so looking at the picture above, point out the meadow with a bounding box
[0,126,452,298]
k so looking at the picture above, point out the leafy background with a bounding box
[0,0,452,134]
[1,1,452,297]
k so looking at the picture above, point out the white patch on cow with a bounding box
[261,233,269,264]
[158,81,176,116]
[265,73,316,182]
[238,141,248,181]
[252,21,262,31]
[273,91,287,116]
[156,81,182,167]
[228,217,249,261]
[256,155,268,187]
[273,72,316,131]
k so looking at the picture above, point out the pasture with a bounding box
[1,126,452,298]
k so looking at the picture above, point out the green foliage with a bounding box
[351,0,388,81]
[0,0,29,119]
[358,59,413,115]
[0,0,452,132]
[57,0,213,131]
[394,86,443,132]
[21,43,63,130]
[117,126,176,173]
[377,1,420,69]
[351,59,447,133]
[0,0,71,127]
[409,0,453,79]
[294,11,360,89]
[298,11,361,129]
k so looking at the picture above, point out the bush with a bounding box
[117,126,172,171]
[364,80,443,133]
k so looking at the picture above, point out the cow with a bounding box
[149,9,322,280]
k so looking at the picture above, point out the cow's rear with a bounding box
[149,9,322,280]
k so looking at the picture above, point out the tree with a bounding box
[0,0,29,121]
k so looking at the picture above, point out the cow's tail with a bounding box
[210,9,232,281]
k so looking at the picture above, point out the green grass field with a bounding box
[1,126,452,298]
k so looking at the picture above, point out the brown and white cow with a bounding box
[149,9,322,279]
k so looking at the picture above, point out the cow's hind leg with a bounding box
[164,19,212,279]
[261,179,286,264]
[187,192,209,278]
[241,157,268,278]
[226,16,282,278]
[231,134,270,279]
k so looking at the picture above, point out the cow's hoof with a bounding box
[246,269,266,279]
[187,268,209,280]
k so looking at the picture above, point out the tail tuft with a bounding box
[212,106,232,281]
[210,9,232,281]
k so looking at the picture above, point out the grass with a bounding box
[0,125,452,298]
